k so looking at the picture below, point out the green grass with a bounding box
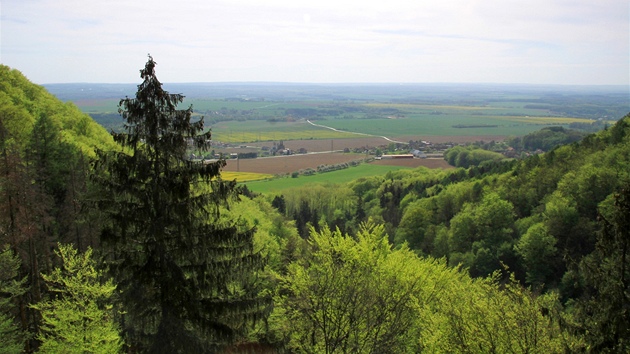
[320,115,591,137]
[244,163,408,194]
[211,120,358,142]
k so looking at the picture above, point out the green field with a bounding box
[244,163,408,194]
[64,83,620,143]
[211,120,359,142]
[77,98,594,141]
[205,101,594,142]
[318,115,592,138]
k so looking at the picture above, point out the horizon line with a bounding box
[42,81,629,88]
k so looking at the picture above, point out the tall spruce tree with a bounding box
[92,56,268,353]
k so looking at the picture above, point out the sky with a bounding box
[1,0,628,85]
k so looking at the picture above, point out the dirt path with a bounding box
[306,120,409,144]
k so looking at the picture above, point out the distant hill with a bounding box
[0,65,116,154]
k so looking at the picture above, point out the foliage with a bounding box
[1,68,106,349]
[0,246,27,354]
[514,222,557,287]
[272,222,428,353]
[0,64,116,154]
[92,56,269,353]
[0,122,52,352]
[444,145,506,168]
[27,114,80,203]
[31,244,121,354]
[394,198,435,254]
[449,192,516,277]
[574,184,630,352]
[220,195,301,274]
[507,126,585,151]
[421,273,584,353]
[272,223,581,353]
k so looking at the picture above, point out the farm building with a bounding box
[412,150,427,158]
[381,154,414,159]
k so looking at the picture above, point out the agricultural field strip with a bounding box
[244,164,409,194]
[221,171,273,182]
[363,103,501,111]
[306,120,408,145]
[492,116,594,124]
[212,120,360,143]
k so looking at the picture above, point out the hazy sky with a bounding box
[2,0,628,85]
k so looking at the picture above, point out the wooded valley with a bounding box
[1,58,629,353]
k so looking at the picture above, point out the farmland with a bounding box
[46,82,628,186]
[220,171,273,182]
[210,120,359,142]
[286,115,592,139]
[221,152,451,175]
[222,152,368,175]
[244,163,418,194]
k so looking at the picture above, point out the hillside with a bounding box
[272,113,630,279]
[267,113,630,346]
[0,65,116,154]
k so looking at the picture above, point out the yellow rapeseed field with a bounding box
[220,171,274,182]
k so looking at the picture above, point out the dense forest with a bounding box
[1,59,629,353]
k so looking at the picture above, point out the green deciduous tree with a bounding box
[0,246,27,354]
[31,244,121,354]
[449,192,515,276]
[272,222,438,353]
[395,198,435,254]
[92,56,268,353]
[272,221,579,353]
[421,273,584,353]
[515,222,557,287]
[444,146,505,168]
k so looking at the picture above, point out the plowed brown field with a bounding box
[223,153,367,175]
[223,153,452,174]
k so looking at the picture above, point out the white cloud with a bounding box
[1,0,627,84]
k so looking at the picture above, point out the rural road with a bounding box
[306,120,408,145]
